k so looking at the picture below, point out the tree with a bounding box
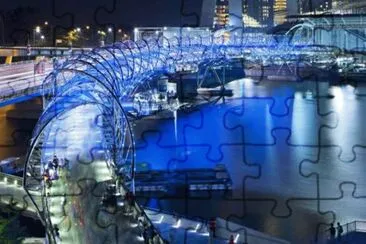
[97,30,106,46]
[64,29,80,47]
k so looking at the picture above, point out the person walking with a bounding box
[337,222,343,240]
[125,190,134,213]
[209,218,216,238]
[142,221,148,243]
[61,193,67,216]
[229,234,235,244]
[52,155,59,170]
[329,223,336,240]
[54,225,61,243]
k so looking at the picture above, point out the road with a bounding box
[0,61,53,103]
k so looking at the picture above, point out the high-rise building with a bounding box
[202,0,279,29]
[332,0,348,9]
[213,0,229,29]
[243,0,274,28]
[201,0,217,27]
[298,0,310,14]
[331,0,363,13]
[274,0,287,25]
[298,0,332,14]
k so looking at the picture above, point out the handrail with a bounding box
[119,178,168,243]
[144,206,206,225]
[318,220,366,243]
[0,172,23,187]
[132,201,168,243]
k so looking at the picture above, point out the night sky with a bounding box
[0,0,206,44]
[0,0,301,45]
[1,0,300,28]
[1,0,202,28]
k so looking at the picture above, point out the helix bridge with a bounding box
[22,28,340,243]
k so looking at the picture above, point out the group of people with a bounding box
[124,190,135,212]
[42,155,69,188]
[138,214,158,244]
[329,222,344,241]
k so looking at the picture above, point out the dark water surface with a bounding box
[134,78,366,243]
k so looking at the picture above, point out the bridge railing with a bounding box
[132,201,168,243]
[0,171,23,187]
[317,221,366,243]
[0,70,55,103]
[0,172,40,216]
[337,221,366,234]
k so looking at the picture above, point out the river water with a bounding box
[133,78,366,243]
[2,79,366,243]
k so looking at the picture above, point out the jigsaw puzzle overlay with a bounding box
[1,0,366,244]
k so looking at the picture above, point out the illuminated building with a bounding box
[243,0,274,28]
[331,0,366,14]
[274,0,287,25]
[214,0,229,29]
[298,0,332,14]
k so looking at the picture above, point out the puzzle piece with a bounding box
[318,86,366,161]
[225,79,338,147]
[243,129,319,216]
[301,146,366,198]
[2,1,366,244]
[318,183,366,241]
[227,198,334,244]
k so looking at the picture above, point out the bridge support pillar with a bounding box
[42,96,47,110]
[177,74,185,101]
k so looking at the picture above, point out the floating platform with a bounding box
[196,87,233,97]
[134,166,232,192]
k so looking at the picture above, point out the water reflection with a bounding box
[135,79,366,243]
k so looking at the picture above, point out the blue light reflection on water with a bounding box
[135,79,296,171]
[134,79,366,243]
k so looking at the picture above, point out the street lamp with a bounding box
[76,27,81,32]
[33,26,41,46]
[134,28,139,41]
[106,27,113,44]
[44,21,48,26]
[97,30,106,46]
[40,35,45,46]
[86,25,90,30]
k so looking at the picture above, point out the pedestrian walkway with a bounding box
[38,104,170,243]
[144,208,290,244]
